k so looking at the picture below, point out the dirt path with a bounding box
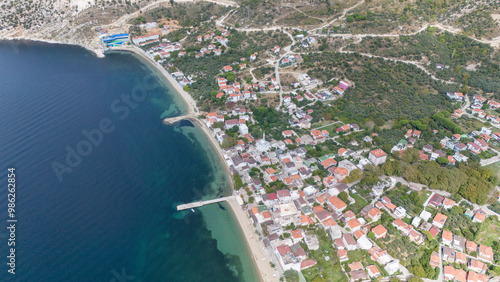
[339,50,455,84]
[274,30,296,109]
[312,0,365,32]
[433,23,500,47]
[105,0,238,31]
[316,24,429,38]
[284,4,331,22]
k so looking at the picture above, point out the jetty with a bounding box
[177,196,236,211]
[163,115,191,125]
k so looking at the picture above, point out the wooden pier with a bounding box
[177,196,236,211]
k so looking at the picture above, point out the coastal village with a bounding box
[127,25,500,281]
[3,0,500,281]
[91,10,500,282]
[92,5,500,282]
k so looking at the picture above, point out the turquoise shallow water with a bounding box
[0,40,258,281]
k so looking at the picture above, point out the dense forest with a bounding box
[346,29,500,96]
[345,0,499,37]
[456,7,497,38]
[382,149,496,204]
[346,150,495,205]
[301,52,457,121]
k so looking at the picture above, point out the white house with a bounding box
[369,149,387,165]
[384,260,400,275]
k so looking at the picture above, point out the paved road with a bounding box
[467,199,500,221]
[461,95,471,112]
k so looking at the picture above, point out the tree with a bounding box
[436,156,449,165]
[383,161,402,176]
[134,16,146,24]
[403,164,419,182]
[338,191,349,203]
[374,117,385,126]
[410,264,426,278]
[210,90,218,99]
[154,55,161,61]
[402,148,419,163]
[410,120,427,131]
[248,196,255,204]
[410,191,422,206]
[283,270,299,282]
[344,169,362,183]
[183,85,191,91]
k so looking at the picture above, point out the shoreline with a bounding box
[227,197,280,282]
[117,47,281,281]
[0,37,105,58]
[187,118,281,282]
[106,45,198,116]
[3,38,278,281]
[109,46,236,191]
[112,46,279,281]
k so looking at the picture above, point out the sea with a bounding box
[0,40,259,282]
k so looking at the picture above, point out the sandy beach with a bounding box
[191,116,279,282]
[190,109,281,282]
[108,45,198,116]
[227,197,280,282]
[116,46,236,189]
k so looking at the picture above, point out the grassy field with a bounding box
[478,149,498,159]
[457,117,485,134]
[419,190,432,205]
[348,194,369,214]
[321,124,339,136]
[476,218,500,247]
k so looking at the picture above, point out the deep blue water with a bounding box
[0,41,257,281]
